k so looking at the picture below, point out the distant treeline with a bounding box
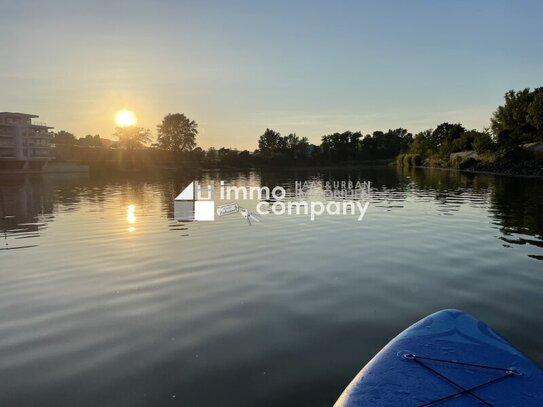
[53,87,543,170]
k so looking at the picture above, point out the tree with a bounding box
[189,146,205,163]
[472,131,495,154]
[157,113,198,151]
[114,126,152,149]
[258,128,282,156]
[527,88,543,139]
[430,123,465,155]
[409,130,433,157]
[357,129,411,160]
[53,130,76,145]
[78,134,101,147]
[238,150,252,166]
[205,147,218,164]
[393,128,414,152]
[491,88,541,145]
[284,133,309,160]
[321,131,361,161]
[495,130,519,154]
[491,89,533,135]
[377,128,412,157]
[450,129,484,152]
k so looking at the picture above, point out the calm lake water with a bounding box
[1,167,542,407]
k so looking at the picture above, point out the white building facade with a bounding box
[0,112,54,170]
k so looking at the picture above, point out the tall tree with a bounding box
[527,88,543,137]
[430,123,465,150]
[284,133,309,159]
[408,130,433,157]
[78,134,102,147]
[53,130,76,145]
[472,131,495,153]
[321,131,361,161]
[491,88,543,144]
[491,89,534,135]
[114,126,151,149]
[157,113,198,151]
[258,128,282,156]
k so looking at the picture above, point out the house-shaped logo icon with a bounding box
[174,181,215,221]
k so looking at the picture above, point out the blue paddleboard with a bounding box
[335,309,543,406]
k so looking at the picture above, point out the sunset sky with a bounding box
[1,0,542,149]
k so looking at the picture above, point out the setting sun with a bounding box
[115,110,136,127]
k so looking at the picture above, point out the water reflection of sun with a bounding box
[127,204,136,232]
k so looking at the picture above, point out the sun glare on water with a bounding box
[127,204,136,232]
[116,110,136,127]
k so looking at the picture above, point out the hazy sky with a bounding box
[1,1,542,149]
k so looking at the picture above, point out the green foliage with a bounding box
[317,128,412,163]
[258,129,282,156]
[406,125,495,161]
[53,130,77,145]
[476,151,497,164]
[495,129,521,154]
[450,155,477,169]
[425,156,447,168]
[396,153,421,167]
[284,133,310,160]
[157,113,198,152]
[202,147,255,168]
[321,131,361,161]
[113,126,152,149]
[257,129,310,163]
[54,132,106,147]
[527,90,543,135]
[78,134,102,147]
[472,131,495,154]
[429,123,466,157]
[491,88,533,135]
[189,147,205,163]
[491,87,543,146]
[409,154,422,166]
[450,130,475,152]
[458,157,478,170]
[450,155,463,169]
[409,130,432,156]
[358,128,412,160]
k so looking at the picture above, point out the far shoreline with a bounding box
[201,161,543,179]
[404,165,543,179]
[1,160,541,180]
